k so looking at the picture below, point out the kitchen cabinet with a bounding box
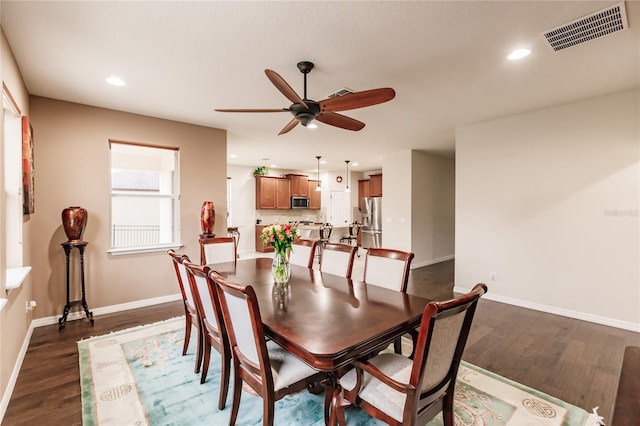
[287,174,309,197]
[358,179,370,210]
[256,176,291,209]
[308,180,321,209]
[255,226,274,252]
[369,174,382,197]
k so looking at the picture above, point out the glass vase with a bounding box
[272,250,291,288]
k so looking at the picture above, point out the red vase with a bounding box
[62,206,88,242]
[201,201,215,236]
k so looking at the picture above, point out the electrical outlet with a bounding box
[490,272,497,281]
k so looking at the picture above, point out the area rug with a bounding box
[78,317,603,426]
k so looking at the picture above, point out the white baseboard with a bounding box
[411,254,454,269]
[0,321,35,423]
[31,293,182,328]
[454,285,640,333]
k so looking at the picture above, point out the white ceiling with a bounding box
[2,1,639,174]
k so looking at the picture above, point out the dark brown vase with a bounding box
[62,206,88,242]
[200,201,215,236]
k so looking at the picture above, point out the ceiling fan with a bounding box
[215,61,395,135]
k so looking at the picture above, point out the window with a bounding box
[3,83,32,304]
[109,140,180,254]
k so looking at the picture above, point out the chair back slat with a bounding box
[200,236,236,265]
[364,248,414,293]
[222,289,261,365]
[411,284,487,399]
[289,239,317,268]
[320,243,357,278]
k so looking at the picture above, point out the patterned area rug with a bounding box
[78,317,603,425]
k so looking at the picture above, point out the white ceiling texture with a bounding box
[2,1,639,173]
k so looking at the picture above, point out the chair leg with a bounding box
[182,313,191,356]
[442,389,455,426]
[194,323,204,374]
[229,373,242,426]
[393,336,402,354]
[218,348,231,410]
[263,397,275,426]
[200,340,211,384]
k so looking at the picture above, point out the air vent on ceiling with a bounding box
[541,2,628,52]
[327,87,354,98]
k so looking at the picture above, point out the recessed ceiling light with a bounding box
[270,164,277,168]
[106,76,125,86]
[352,162,359,167]
[229,154,237,159]
[320,160,327,164]
[507,48,531,60]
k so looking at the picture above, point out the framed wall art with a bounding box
[22,116,34,214]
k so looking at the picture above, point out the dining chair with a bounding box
[289,238,318,269]
[168,250,203,374]
[210,271,326,426]
[183,261,231,410]
[320,243,357,279]
[199,236,237,265]
[363,248,415,354]
[331,283,488,426]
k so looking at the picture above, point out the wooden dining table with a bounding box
[209,257,430,372]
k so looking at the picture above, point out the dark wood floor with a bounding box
[4,259,638,425]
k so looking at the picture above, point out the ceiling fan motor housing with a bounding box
[290,101,320,126]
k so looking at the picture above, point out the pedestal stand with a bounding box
[59,241,94,330]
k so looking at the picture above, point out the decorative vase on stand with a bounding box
[272,250,290,290]
[61,206,88,242]
[200,201,215,237]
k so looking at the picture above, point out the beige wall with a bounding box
[382,150,455,266]
[28,97,227,318]
[1,28,32,417]
[411,151,455,266]
[455,90,639,329]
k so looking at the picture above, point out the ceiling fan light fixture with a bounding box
[307,122,318,129]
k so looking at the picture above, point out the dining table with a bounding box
[208,257,431,422]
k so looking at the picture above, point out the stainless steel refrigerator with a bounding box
[361,197,382,249]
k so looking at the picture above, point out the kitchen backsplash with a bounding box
[256,209,323,225]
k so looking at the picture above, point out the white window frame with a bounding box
[108,140,181,255]
[2,83,32,307]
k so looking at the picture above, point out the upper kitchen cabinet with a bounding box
[358,179,370,210]
[287,174,309,197]
[369,174,383,197]
[308,180,321,210]
[256,176,291,209]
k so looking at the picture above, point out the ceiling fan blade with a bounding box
[215,108,289,113]
[265,69,308,108]
[316,112,365,131]
[278,118,300,135]
[320,88,396,112]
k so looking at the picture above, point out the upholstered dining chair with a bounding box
[199,236,237,265]
[330,283,488,426]
[183,261,231,410]
[210,271,326,426]
[289,238,318,269]
[168,250,203,373]
[363,248,415,354]
[320,243,358,279]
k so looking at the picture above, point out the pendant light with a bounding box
[344,160,351,193]
[315,156,322,192]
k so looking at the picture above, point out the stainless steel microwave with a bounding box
[291,196,310,209]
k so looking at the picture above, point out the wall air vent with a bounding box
[541,2,628,52]
[327,87,354,98]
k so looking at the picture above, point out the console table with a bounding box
[59,241,94,330]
